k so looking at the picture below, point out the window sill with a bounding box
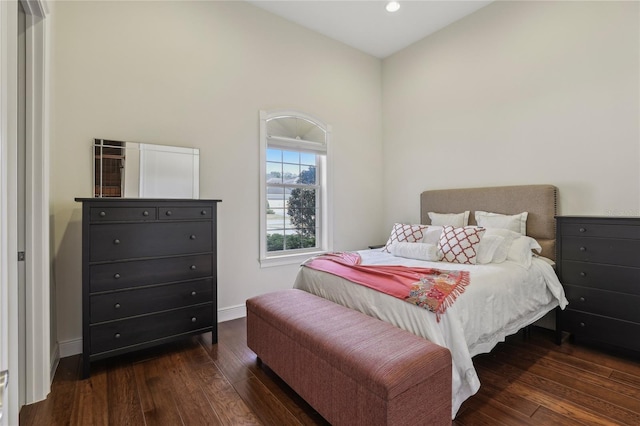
[259,250,326,268]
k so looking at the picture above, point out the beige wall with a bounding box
[50,1,383,351]
[382,1,640,225]
[51,0,640,354]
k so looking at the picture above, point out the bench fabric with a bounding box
[246,289,452,425]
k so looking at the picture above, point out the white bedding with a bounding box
[293,249,568,419]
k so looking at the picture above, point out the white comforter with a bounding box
[293,249,568,418]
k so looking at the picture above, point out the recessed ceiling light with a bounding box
[386,1,400,13]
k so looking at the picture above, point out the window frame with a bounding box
[259,110,333,267]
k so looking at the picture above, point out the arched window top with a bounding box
[262,110,330,146]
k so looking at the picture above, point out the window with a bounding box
[259,110,332,266]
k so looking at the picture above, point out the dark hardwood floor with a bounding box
[20,319,640,425]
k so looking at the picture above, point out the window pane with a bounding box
[266,162,282,183]
[301,232,316,248]
[267,186,284,204]
[266,148,282,162]
[283,150,299,164]
[282,163,299,183]
[298,166,316,185]
[266,208,285,231]
[266,232,284,251]
[268,217,281,230]
[267,185,286,229]
[300,152,316,166]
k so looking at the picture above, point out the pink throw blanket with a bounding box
[303,252,469,322]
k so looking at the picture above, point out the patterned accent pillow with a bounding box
[438,225,486,264]
[383,223,428,253]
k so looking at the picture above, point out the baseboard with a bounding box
[50,343,60,383]
[218,303,247,322]
[59,337,83,358]
[57,305,248,358]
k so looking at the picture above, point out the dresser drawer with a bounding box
[90,207,157,222]
[89,254,212,293]
[562,310,640,352]
[159,206,213,220]
[90,303,213,355]
[560,261,640,295]
[90,222,213,261]
[90,279,213,323]
[564,285,640,323]
[559,222,640,239]
[561,236,640,267]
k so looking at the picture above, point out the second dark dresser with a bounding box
[556,216,640,353]
[76,198,221,378]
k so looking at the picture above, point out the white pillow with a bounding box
[428,211,470,227]
[422,226,444,245]
[390,242,439,261]
[476,235,505,264]
[482,228,521,263]
[475,211,528,235]
[508,236,542,269]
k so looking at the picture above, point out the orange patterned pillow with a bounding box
[383,223,428,253]
[438,225,486,264]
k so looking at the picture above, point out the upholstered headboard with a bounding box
[420,185,558,261]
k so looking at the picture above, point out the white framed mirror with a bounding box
[93,139,200,199]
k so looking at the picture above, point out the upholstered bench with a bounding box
[246,289,452,426]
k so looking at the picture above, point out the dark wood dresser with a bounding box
[556,216,640,353]
[75,198,221,378]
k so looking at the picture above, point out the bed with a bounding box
[293,184,568,418]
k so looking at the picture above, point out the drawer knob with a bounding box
[114,303,121,309]
[190,234,197,240]
[113,273,121,279]
[99,211,106,217]
[579,272,586,277]
[579,322,585,327]
[579,297,585,302]
[191,291,197,296]
[201,210,207,215]
[113,239,121,245]
[191,317,197,323]
[190,265,197,270]
[114,333,121,339]
[579,246,586,252]
[143,210,149,217]
[166,210,172,216]
[579,227,586,233]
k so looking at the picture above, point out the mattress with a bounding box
[293,249,568,418]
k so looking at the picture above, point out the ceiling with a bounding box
[247,1,493,58]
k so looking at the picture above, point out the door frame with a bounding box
[22,0,50,404]
[1,0,50,423]
[1,1,21,423]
